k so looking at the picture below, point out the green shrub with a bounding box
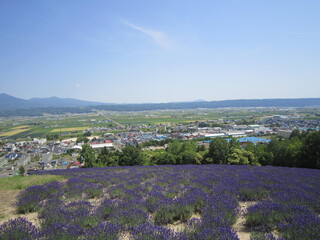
[155,204,194,225]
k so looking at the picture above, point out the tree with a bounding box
[204,138,229,164]
[180,150,197,164]
[227,148,247,165]
[180,141,197,152]
[96,147,119,167]
[18,166,25,176]
[119,145,143,166]
[245,149,259,165]
[166,141,182,156]
[289,129,301,139]
[79,144,96,168]
[83,131,92,137]
[76,136,89,144]
[151,152,176,165]
[140,150,156,166]
[198,122,210,127]
[265,137,282,166]
[46,134,59,141]
[299,131,320,169]
[229,137,241,150]
[254,144,272,166]
[244,142,255,153]
[196,144,206,152]
[227,149,253,165]
[165,140,199,164]
[66,149,75,155]
[267,137,300,167]
[287,137,302,167]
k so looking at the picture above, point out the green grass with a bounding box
[0,175,66,190]
[155,204,194,224]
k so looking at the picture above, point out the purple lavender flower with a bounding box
[0,217,39,240]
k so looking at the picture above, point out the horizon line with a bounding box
[1,93,320,105]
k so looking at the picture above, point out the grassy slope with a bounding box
[0,175,65,221]
[0,175,65,191]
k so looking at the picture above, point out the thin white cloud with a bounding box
[124,20,172,50]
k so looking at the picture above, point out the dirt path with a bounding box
[165,213,201,233]
[0,192,260,240]
[0,189,40,227]
[0,189,20,224]
[233,201,257,240]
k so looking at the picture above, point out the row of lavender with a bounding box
[1,165,319,239]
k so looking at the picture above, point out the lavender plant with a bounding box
[1,164,318,239]
[0,217,39,240]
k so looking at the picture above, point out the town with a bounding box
[0,107,319,177]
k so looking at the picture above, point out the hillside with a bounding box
[94,98,320,111]
[0,165,319,239]
[0,93,320,117]
[0,93,107,110]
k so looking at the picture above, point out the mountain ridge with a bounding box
[0,93,109,110]
[0,93,320,115]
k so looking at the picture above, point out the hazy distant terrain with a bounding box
[0,93,107,110]
[0,93,320,117]
[94,98,320,111]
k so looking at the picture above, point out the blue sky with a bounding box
[1,0,319,103]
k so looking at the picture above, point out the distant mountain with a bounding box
[94,98,320,111]
[0,93,107,110]
[0,93,320,117]
[0,93,27,109]
[27,96,107,108]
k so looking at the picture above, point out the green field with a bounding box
[51,127,89,133]
[0,175,65,191]
[0,108,317,140]
[0,115,109,139]
[0,127,30,137]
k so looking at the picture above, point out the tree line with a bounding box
[78,129,320,169]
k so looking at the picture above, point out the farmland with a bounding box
[0,126,30,137]
[50,127,89,133]
[0,107,318,140]
[0,114,105,139]
[0,165,319,239]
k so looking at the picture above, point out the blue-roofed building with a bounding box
[5,153,19,160]
[237,137,271,144]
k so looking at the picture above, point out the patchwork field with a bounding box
[50,127,89,133]
[0,107,317,140]
[0,126,30,137]
[0,165,319,240]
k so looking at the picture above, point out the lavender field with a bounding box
[1,165,319,240]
